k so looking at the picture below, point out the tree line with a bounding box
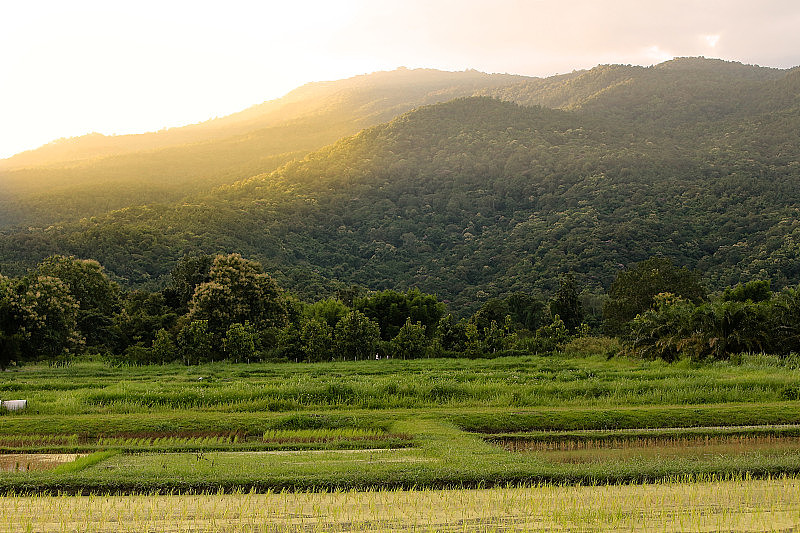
[1,253,798,368]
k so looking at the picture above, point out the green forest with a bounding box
[2,252,799,369]
[1,58,800,366]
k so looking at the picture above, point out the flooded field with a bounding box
[0,454,86,472]
[493,434,800,464]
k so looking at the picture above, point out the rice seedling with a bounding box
[0,477,799,532]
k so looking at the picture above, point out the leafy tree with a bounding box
[333,310,380,360]
[524,314,570,353]
[0,275,24,369]
[603,257,706,335]
[471,298,509,332]
[299,318,334,362]
[164,253,213,312]
[223,322,259,363]
[390,318,429,359]
[355,288,444,340]
[188,254,288,346]
[151,328,178,364]
[723,280,772,303]
[504,292,548,332]
[550,274,583,332]
[303,298,350,329]
[14,276,84,362]
[114,291,177,353]
[435,314,469,354]
[177,319,214,365]
[35,255,120,350]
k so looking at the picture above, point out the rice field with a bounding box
[2,352,800,505]
[0,477,798,532]
[4,354,800,416]
[0,454,85,473]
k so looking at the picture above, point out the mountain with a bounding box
[0,68,527,228]
[1,58,799,312]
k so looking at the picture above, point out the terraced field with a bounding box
[1,352,800,529]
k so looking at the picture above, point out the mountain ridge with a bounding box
[1,58,798,313]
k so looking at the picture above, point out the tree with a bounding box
[151,328,177,364]
[114,290,177,354]
[177,319,213,365]
[504,292,547,332]
[471,298,509,332]
[627,293,696,362]
[333,310,380,360]
[355,288,444,341]
[14,276,83,362]
[223,322,258,363]
[435,314,469,354]
[303,298,350,329]
[0,275,23,369]
[163,253,213,312]
[188,254,288,346]
[550,274,584,332]
[390,318,428,359]
[35,255,120,350]
[603,257,706,335]
[299,318,334,362]
[723,280,772,303]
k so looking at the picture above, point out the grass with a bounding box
[4,355,800,416]
[1,353,800,492]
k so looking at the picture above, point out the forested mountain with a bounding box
[1,58,799,313]
[0,68,526,227]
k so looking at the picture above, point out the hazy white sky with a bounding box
[2,0,799,159]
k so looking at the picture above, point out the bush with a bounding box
[559,336,621,358]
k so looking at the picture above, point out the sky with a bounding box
[2,0,799,159]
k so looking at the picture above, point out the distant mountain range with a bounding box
[1,58,798,311]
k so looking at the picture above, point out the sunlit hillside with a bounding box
[1,58,798,312]
[0,68,527,227]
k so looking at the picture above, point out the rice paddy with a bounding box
[1,352,800,528]
[1,477,799,532]
[0,454,86,473]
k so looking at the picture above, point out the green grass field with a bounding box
[3,351,800,530]
[1,351,800,494]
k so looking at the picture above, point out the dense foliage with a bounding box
[1,251,797,367]
[1,60,799,316]
[0,69,522,228]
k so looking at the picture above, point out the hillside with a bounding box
[2,57,799,312]
[0,68,526,227]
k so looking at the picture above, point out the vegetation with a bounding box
[0,352,799,493]
[2,478,798,532]
[0,68,524,228]
[1,60,800,528]
[1,60,799,312]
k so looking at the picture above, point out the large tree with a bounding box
[35,255,120,350]
[8,275,83,362]
[550,274,584,332]
[603,257,706,335]
[187,254,289,345]
[355,288,445,341]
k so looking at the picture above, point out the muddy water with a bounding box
[0,453,86,472]
[494,435,800,464]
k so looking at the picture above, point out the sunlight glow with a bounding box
[1,0,799,159]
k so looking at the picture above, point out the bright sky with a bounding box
[2,0,799,159]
